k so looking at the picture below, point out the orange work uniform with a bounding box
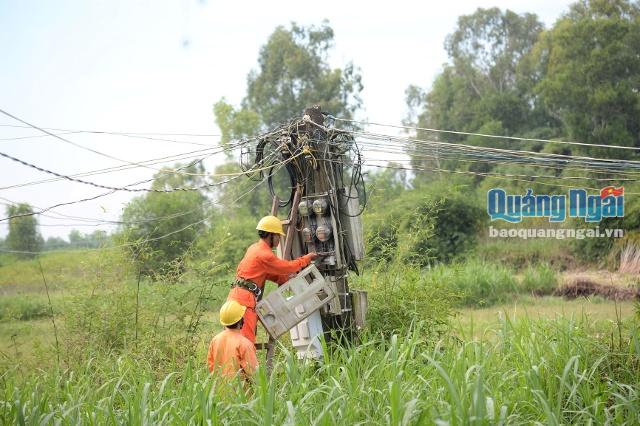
[207,328,258,379]
[227,239,313,343]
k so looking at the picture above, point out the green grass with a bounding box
[1,315,638,424]
[1,251,638,424]
[519,263,558,295]
[457,296,635,338]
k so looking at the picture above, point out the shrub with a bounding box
[365,186,483,266]
[520,263,558,295]
[572,193,640,264]
[355,264,457,338]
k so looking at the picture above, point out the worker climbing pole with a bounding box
[241,106,367,360]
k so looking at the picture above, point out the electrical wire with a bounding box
[0,145,292,195]
[0,147,288,222]
[0,140,249,191]
[0,108,239,177]
[0,151,298,255]
[350,136,640,177]
[0,123,222,137]
[330,115,640,152]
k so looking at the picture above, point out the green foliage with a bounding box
[532,0,640,157]
[214,21,363,153]
[355,265,457,338]
[198,213,258,271]
[245,21,362,127]
[5,203,42,258]
[439,259,518,307]
[119,163,208,274]
[210,161,274,217]
[67,229,109,249]
[475,237,576,270]
[43,236,68,251]
[213,99,261,157]
[520,263,558,295]
[572,192,640,264]
[366,183,483,266]
[405,7,551,182]
[0,295,51,321]
[2,316,638,424]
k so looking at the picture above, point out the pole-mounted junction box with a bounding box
[256,264,335,339]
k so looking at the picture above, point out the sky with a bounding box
[0,0,574,241]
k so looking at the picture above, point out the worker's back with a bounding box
[207,328,258,379]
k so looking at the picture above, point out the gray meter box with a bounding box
[256,264,335,339]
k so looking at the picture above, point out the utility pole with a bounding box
[248,106,367,360]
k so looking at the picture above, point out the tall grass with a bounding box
[2,316,638,424]
[520,263,558,295]
[619,244,640,274]
[423,259,518,308]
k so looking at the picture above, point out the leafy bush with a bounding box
[355,264,457,338]
[520,263,558,295]
[365,185,483,266]
[426,197,484,263]
[197,213,257,271]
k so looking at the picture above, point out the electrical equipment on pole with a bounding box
[243,106,367,359]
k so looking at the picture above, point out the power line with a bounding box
[0,128,221,148]
[0,141,245,191]
[325,157,638,194]
[0,108,234,177]
[0,147,287,196]
[0,150,299,255]
[0,123,222,137]
[352,140,640,177]
[0,147,297,222]
[330,115,640,152]
[347,129,640,167]
[0,143,238,191]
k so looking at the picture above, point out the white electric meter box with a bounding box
[289,310,324,360]
[256,265,335,339]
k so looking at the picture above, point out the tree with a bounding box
[66,230,109,249]
[405,8,550,181]
[44,236,69,251]
[213,21,363,214]
[408,8,545,135]
[5,203,43,258]
[214,20,363,140]
[119,162,208,273]
[532,0,640,158]
[244,21,362,128]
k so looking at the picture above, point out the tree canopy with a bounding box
[5,203,42,258]
[214,21,363,152]
[532,0,640,157]
[119,163,208,274]
[406,1,640,181]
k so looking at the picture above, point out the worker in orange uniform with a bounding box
[208,300,258,380]
[227,215,317,343]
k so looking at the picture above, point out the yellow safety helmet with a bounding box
[256,215,285,236]
[219,300,247,326]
